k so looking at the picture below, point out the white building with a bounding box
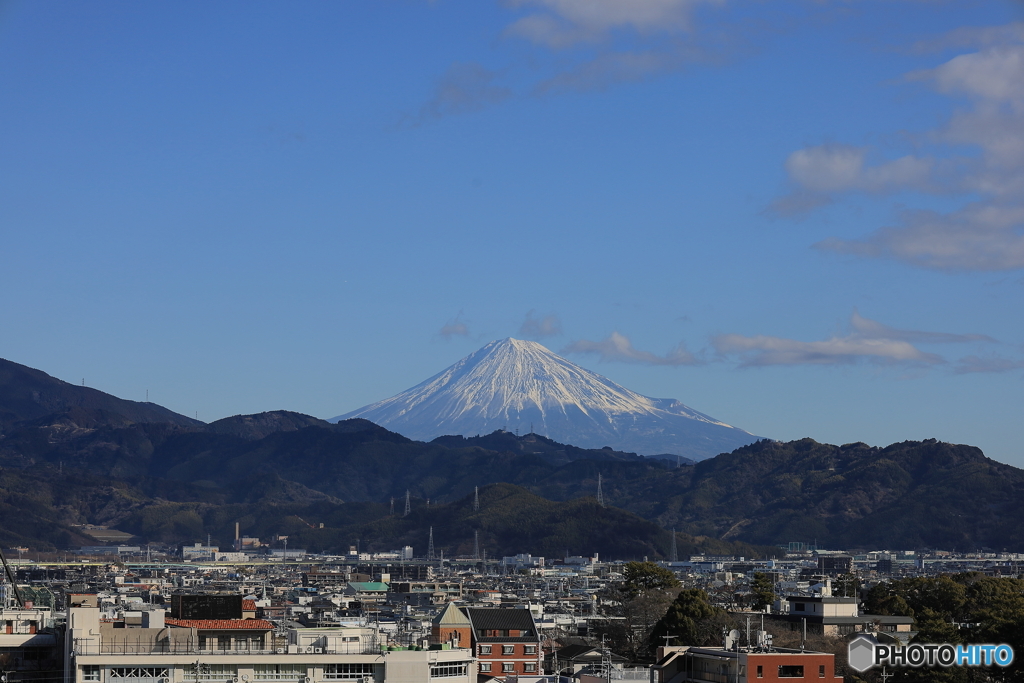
[64,596,475,683]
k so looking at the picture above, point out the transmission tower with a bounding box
[390,497,395,516]
[404,490,411,516]
[473,530,480,560]
[473,486,479,512]
[597,473,605,507]
[428,526,435,561]
[670,529,678,562]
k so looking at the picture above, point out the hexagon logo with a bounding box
[848,635,878,673]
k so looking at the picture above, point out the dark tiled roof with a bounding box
[165,618,274,630]
[555,645,597,660]
[465,608,536,633]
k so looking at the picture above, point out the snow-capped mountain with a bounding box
[331,338,761,460]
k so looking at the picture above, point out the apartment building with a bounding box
[64,595,475,683]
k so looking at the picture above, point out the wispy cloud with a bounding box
[519,310,562,339]
[563,331,700,366]
[713,310,992,368]
[771,24,1024,271]
[504,0,723,49]
[848,309,996,344]
[405,62,512,126]
[955,353,1024,374]
[439,312,470,340]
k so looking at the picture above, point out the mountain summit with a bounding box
[332,338,759,460]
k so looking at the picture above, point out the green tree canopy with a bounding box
[650,588,724,647]
[750,572,775,611]
[622,561,680,597]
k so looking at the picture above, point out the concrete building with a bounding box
[64,596,475,683]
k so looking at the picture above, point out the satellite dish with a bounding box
[727,629,740,650]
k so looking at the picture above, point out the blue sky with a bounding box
[2,0,1024,465]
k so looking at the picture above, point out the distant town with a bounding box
[4,537,1022,683]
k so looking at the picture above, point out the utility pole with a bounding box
[473,531,480,561]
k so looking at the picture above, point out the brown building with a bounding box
[653,646,842,683]
[431,605,541,680]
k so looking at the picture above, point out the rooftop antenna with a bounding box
[473,530,480,560]
[404,490,411,516]
[670,529,678,563]
[597,473,605,507]
[473,486,479,512]
[428,527,435,561]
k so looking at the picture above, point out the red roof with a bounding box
[165,618,274,630]
[242,600,257,611]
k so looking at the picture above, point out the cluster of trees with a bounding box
[858,573,1024,682]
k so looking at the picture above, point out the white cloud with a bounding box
[774,25,1024,271]
[914,44,1024,103]
[563,331,699,365]
[768,145,933,215]
[505,0,722,48]
[439,312,470,339]
[713,333,941,367]
[816,202,1024,272]
[519,310,563,339]
[713,310,992,367]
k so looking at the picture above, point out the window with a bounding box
[253,665,305,681]
[818,665,825,678]
[502,645,514,655]
[83,666,100,682]
[324,664,376,680]
[108,669,170,681]
[430,664,468,678]
[480,645,492,655]
[195,665,237,681]
[524,646,536,655]
[479,664,491,673]
[756,665,763,678]
[502,664,514,673]
[778,665,804,678]
[794,603,805,611]
[524,664,537,673]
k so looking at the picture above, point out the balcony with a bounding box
[72,638,382,657]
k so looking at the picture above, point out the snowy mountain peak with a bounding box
[332,339,760,460]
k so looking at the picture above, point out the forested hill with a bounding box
[1,359,1022,553]
[0,358,200,429]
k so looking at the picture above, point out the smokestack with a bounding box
[235,522,240,541]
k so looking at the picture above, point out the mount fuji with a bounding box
[332,338,760,461]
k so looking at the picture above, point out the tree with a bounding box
[750,572,775,611]
[622,561,681,598]
[650,588,725,647]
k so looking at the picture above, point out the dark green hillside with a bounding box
[654,438,1024,550]
[0,358,200,429]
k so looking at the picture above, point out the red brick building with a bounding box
[431,605,541,680]
[653,646,843,682]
